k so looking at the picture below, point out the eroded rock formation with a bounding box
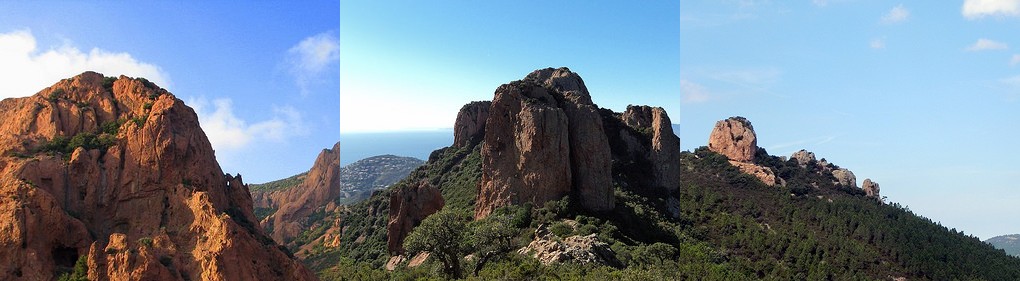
[708,117,783,186]
[262,142,342,244]
[453,101,490,147]
[863,179,881,200]
[475,67,614,218]
[832,168,857,188]
[0,72,313,280]
[387,180,444,255]
[791,149,816,166]
[708,117,757,162]
[619,105,680,192]
[517,224,621,268]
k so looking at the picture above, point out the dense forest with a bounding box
[296,142,1020,280]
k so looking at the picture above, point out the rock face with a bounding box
[832,168,857,188]
[517,224,621,268]
[262,142,342,244]
[708,117,783,186]
[0,72,313,280]
[387,181,444,255]
[619,105,681,192]
[453,101,491,147]
[708,117,757,162]
[475,67,613,219]
[791,149,816,166]
[862,178,881,200]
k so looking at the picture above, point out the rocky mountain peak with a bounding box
[708,116,757,163]
[0,72,313,280]
[863,178,881,200]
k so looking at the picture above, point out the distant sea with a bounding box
[339,125,681,166]
[339,130,454,166]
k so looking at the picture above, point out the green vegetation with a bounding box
[403,209,471,279]
[138,237,153,247]
[102,76,117,92]
[37,132,117,156]
[56,255,87,281]
[304,143,1020,280]
[48,88,65,102]
[249,172,307,192]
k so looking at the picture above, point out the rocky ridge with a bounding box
[708,117,783,186]
[259,142,342,244]
[0,72,313,280]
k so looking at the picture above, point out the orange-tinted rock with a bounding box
[453,101,490,147]
[729,161,783,187]
[387,180,444,255]
[0,72,313,280]
[265,142,341,244]
[708,117,757,162]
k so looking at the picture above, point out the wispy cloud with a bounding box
[962,0,1020,19]
[680,79,711,103]
[0,29,169,99]
[189,97,307,152]
[1011,54,1020,66]
[870,38,886,49]
[767,135,838,154]
[966,38,1009,51]
[286,31,339,95]
[882,5,911,23]
[707,67,781,92]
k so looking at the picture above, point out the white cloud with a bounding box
[812,0,829,7]
[1011,54,1020,66]
[680,79,710,103]
[870,38,886,49]
[963,0,1020,19]
[0,29,169,99]
[966,38,1009,51]
[882,5,911,23]
[286,31,339,94]
[189,97,307,151]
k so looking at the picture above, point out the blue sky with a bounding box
[340,1,681,132]
[681,0,1019,240]
[0,1,339,183]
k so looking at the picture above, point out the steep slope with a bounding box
[987,234,1020,257]
[0,72,313,280]
[253,151,423,244]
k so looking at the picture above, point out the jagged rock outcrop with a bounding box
[387,181,444,255]
[619,105,680,192]
[261,142,341,244]
[708,117,783,186]
[453,101,490,147]
[517,224,622,267]
[863,178,881,200]
[526,68,614,212]
[832,168,857,188]
[791,149,816,166]
[708,117,757,162]
[0,72,313,280]
[476,67,613,218]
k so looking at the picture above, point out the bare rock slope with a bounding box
[0,72,313,280]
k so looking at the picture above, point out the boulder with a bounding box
[708,117,757,162]
[729,161,784,187]
[863,179,881,200]
[517,224,622,268]
[791,149,816,166]
[832,168,857,188]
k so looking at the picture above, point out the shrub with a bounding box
[138,237,154,247]
[48,88,65,102]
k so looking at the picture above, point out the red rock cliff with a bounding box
[0,72,314,281]
[262,142,342,244]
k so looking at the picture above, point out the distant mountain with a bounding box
[251,151,424,245]
[987,234,1020,257]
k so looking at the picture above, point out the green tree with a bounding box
[57,255,88,281]
[468,212,519,276]
[403,208,470,279]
